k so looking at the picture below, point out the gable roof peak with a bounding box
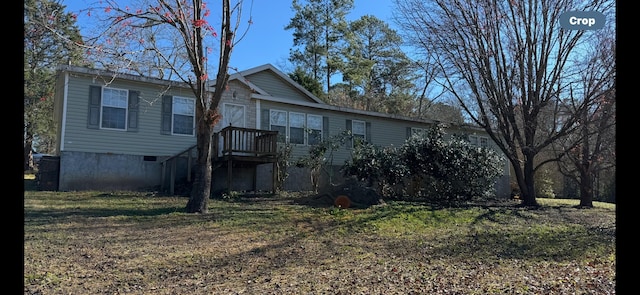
[229,64,326,104]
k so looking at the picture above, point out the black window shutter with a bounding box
[346,119,352,148]
[128,91,139,132]
[366,122,371,143]
[406,127,413,140]
[87,86,102,129]
[322,117,329,140]
[161,95,173,135]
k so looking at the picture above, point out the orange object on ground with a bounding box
[334,195,351,208]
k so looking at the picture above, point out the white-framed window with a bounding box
[469,135,489,147]
[268,109,324,145]
[172,96,195,135]
[411,127,428,138]
[480,137,489,147]
[289,112,306,144]
[101,87,128,130]
[352,120,366,144]
[469,135,479,146]
[270,109,287,143]
[307,114,323,145]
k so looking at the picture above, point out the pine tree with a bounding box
[24,0,87,170]
[285,0,353,98]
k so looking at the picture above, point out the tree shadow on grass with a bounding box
[25,206,185,221]
[461,205,615,262]
[24,191,187,227]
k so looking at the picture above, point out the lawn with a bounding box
[24,175,615,294]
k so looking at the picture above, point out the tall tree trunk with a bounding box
[579,178,594,208]
[578,114,594,208]
[24,130,35,171]
[185,0,233,213]
[186,122,214,213]
[520,153,539,207]
[578,166,594,208]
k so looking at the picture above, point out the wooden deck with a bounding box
[160,126,279,195]
[214,126,278,163]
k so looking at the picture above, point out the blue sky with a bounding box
[62,0,398,73]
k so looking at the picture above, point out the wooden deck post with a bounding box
[253,165,257,192]
[187,150,192,182]
[160,161,166,192]
[227,158,232,193]
[170,158,176,195]
[272,161,277,194]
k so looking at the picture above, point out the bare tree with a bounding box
[552,29,616,208]
[413,59,447,120]
[393,0,614,206]
[85,0,250,213]
[24,0,88,170]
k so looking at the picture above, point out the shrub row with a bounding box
[342,125,505,204]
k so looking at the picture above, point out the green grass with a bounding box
[24,179,616,294]
[538,197,616,209]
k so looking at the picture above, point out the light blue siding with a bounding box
[245,70,316,103]
[258,101,435,164]
[60,72,198,156]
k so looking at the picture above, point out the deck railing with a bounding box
[160,126,278,194]
[159,145,197,195]
[217,126,278,159]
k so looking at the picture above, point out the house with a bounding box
[49,64,511,197]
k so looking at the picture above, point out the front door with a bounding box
[222,103,247,153]
[222,103,245,127]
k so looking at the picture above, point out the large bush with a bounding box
[343,125,505,204]
[341,142,408,196]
